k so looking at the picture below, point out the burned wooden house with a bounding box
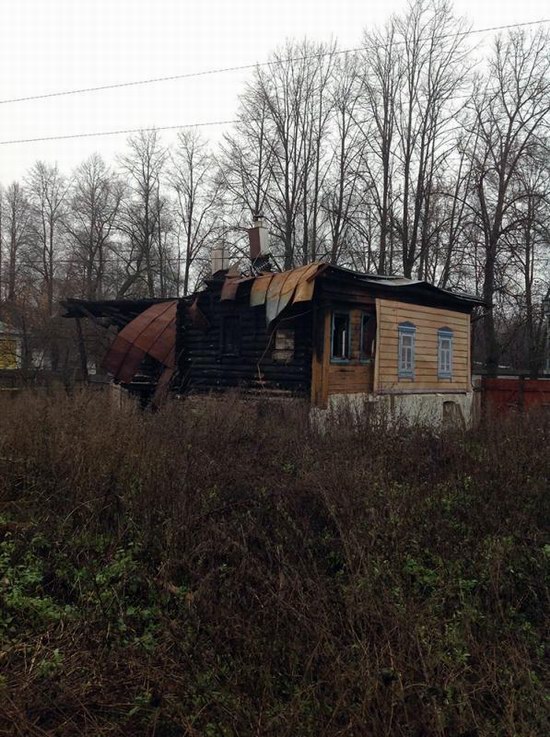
[62,221,484,423]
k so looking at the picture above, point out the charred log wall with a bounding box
[179,285,313,396]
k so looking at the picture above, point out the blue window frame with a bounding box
[438,327,453,379]
[398,322,416,379]
[331,311,351,362]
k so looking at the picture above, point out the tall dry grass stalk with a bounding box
[0,389,548,736]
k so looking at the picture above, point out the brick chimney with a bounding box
[247,214,269,260]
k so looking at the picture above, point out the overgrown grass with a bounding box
[0,390,548,736]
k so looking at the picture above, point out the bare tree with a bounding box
[356,19,401,273]
[298,42,336,264]
[64,154,124,299]
[324,53,366,265]
[351,1,470,277]
[26,162,69,316]
[4,182,31,305]
[391,0,471,278]
[225,40,337,268]
[0,186,3,301]
[504,148,550,375]
[221,93,273,226]
[469,28,550,373]
[118,130,168,297]
[171,130,222,295]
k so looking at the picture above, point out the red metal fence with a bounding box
[481,377,550,413]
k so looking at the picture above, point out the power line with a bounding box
[1,100,548,147]
[0,19,547,107]
[0,120,237,146]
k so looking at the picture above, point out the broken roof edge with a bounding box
[316,264,485,308]
[60,296,180,320]
[362,279,486,307]
[60,263,486,324]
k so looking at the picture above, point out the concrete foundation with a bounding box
[319,391,477,428]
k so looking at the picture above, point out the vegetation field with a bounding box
[0,391,548,736]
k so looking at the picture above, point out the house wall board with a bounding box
[326,307,375,398]
[374,298,471,393]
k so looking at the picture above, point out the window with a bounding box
[331,312,350,361]
[438,327,453,379]
[398,322,416,379]
[221,314,241,356]
[360,312,375,362]
[273,328,295,363]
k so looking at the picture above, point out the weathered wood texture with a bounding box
[310,306,328,407]
[180,284,313,396]
[310,306,376,407]
[327,308,375,396]
[374,298,471,393]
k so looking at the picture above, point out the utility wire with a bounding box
[0,19,548,147]
[0,120,238,146]
[2,102,548,147]
[0,18,547,106]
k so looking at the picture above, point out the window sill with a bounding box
[330,358,351,365]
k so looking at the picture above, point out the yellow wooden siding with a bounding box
[374,298,471,393]
[0,338,18,369]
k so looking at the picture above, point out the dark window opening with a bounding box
[360,313,375,361]
[331,312,350,361]
[221,314,241,356]
[273,328,295,363]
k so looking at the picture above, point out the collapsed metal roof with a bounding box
[103,300,177,384]
[222,262,329,324]
[217,262,485,321]
[61,297,175,328]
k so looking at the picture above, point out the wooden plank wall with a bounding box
[310,307,375,408]
[327,308,374,395]
[374,298,471,393]
[181,287,313,396]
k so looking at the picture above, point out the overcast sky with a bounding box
[0,0,548,184]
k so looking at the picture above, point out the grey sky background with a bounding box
[0,0,548,184]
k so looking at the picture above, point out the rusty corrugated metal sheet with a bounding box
[293,263,327,303]
[220,275,254,301]
[250,274,274,307]
[251,262,327,324]
[265,272,291,324]
[103,300,177,383]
